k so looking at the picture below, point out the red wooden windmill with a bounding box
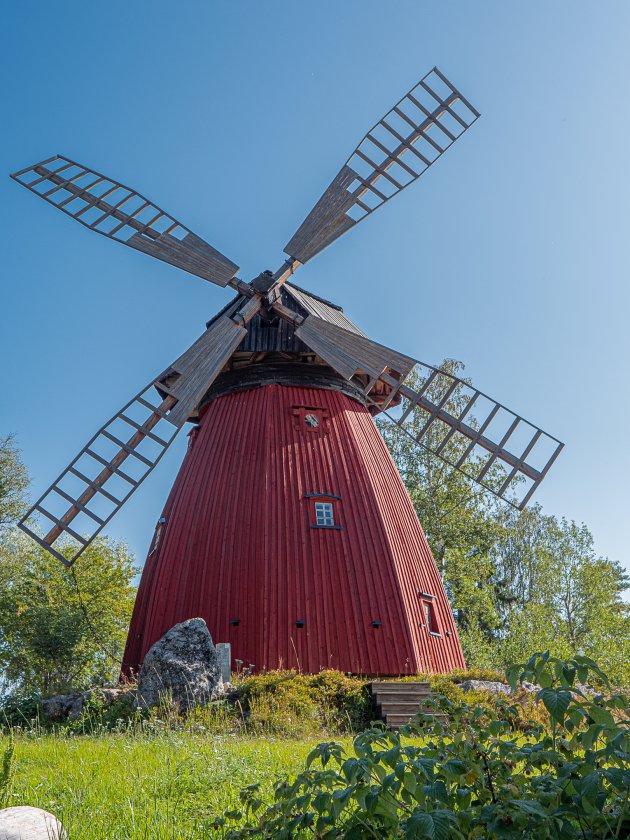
[13,68,563,676]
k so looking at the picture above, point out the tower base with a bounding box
[122,382,465,676]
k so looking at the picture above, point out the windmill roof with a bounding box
[285,283,363,335]
[206,283,363,337]
[284,284,364,336]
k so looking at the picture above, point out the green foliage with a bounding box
[496,514,630,686]
[64,689,146,735]
[0,435,29,621]
[0,730,15,808]
[218,653,630,838]
[236,670,373,736]
[0,434,29,535]
[0,694,42,729]
[0,533,137,697]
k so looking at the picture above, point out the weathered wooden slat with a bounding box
[68,467,122,505]
[101,430,154,466]
[36,506,88,546]
[475,416,521,483]
[284,67,479,264]
[378,372,563,509]
[296,315,416,383]
[52,485,106,525]
[119,413,169,446]
[165,315,250,427]
[84,449,139,485]
[10,155,240,287]
[496,429,542,497]
[433,391,480,456]
[285,166,358,263]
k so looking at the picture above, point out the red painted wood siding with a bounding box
[122,384,465,676]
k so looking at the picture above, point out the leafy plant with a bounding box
[235,670,373,737]
[216,652,630,838]
[0,730,15,808]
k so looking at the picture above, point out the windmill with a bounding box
[12,67,563,676]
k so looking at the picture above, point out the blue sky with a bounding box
[1,1,629,576]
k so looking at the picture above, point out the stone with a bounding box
[40,693,84,723]
[0,806,66,839]
[136,618,222,711]
[40,687,129,723]
[216,642,232,684]
[459,679,514,696]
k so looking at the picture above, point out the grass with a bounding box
[0,668,526,837]
[3,730,342,838]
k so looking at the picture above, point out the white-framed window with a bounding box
[422,600,440,636]
[315,501,335,527]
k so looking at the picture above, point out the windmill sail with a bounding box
[11,155,240,287]
[18,314,249,566]
[284,67,479,265]
[295,315,563,509]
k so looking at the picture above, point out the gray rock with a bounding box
[40,687,129,723]
[40,693,83,722]
[216,642,232,684]
[0,806,66,839]
[459,679,513,696]
[136,618,222,711]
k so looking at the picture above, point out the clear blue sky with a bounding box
[1,2,628,577]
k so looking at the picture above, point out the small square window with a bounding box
[315,502,335,527]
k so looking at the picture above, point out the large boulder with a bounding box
[0,806,65,839]
[136,618,222,711]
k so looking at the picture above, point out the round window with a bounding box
[304,413,320,429]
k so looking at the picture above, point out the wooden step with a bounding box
[371,682,430,692]
[374,691,430,704]
[370,681,436,729]
[386,712,446,730]
[377,701,433,714]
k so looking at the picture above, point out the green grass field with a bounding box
[4,731,336,839]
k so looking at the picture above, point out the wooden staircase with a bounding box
[371,681,432,729]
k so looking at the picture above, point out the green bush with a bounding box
[235,670,373,737]
[0,694,41,729]
[216,652,630,838]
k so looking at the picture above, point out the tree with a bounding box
[498,514,630,685]
[0,434,28,534]
[0,533,137,697]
